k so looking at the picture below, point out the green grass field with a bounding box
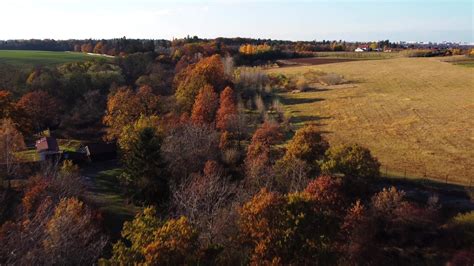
[0,50,108,67]
[269,57,474,185]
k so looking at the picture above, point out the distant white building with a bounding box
[355,47,365,52]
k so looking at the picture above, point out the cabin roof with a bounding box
[35,137,59,152]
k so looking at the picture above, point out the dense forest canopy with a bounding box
[0,36,473,265]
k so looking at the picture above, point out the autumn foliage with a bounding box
[238,185,341,265]
[174,54,226,112]
[216,86,238,131]
[103,207,199,265]
[0,37,469,265]
[0,118,26,176]
[239,43,272,55]
[16,90,61,132]
[245,122,283,186]
[43,198,107,265]
[322,143,381,179]
[285,124,329,164]
[0,90,15,119]
[191,85,218,125]
[103,86,160,141]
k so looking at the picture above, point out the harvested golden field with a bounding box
[268,57,474,185]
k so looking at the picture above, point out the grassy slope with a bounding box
[0,50,106,67]
[269,57,474,185]
[82,161,139,236]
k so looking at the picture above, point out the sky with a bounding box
[0,0,472,43]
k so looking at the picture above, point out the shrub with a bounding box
[285,124,329,165]
[450,211,474,243]
[452,211,474,230]
[322,143,380,179]
[221,148,241,166]
[371,186,406,217]
[295,78,309,91]
[318,73,344,85]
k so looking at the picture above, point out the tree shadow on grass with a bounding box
[290,115,332,125]
[304,87,331,92]
[280,97,324,105]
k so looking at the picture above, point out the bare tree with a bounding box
[0,196,106,265]
[274,157,312,193]
[162,123,220,183]
[222,56,234,79]
[171,161,237,245]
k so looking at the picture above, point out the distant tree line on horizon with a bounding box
[0,36,440,55]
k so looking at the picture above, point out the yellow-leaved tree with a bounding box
[0,118,26,176]
[174,54,226,112]
[117,115,162,153]
[100,207,199,265]
[103,86,160,141]
[43,198,107,265]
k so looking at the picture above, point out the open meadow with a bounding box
[269,57,474,185]
[0,50,108,67]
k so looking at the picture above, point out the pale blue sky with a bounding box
[0,0,472,42]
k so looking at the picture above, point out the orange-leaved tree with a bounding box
[216,86,238,131]
[238,186,342,265]
[191,85,218,125]
[103,85,160,141]
[0,90,15,119]
[174,54,226,112]
[244,122,284,188]
[16,90,61,132]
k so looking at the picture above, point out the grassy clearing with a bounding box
[310,51,399,60]
[82,161,139,236]
[15,149,39,162]
[269,57,474,185]
[57,139,82,152]
[0,50,107,67]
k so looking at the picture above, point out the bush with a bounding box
[322,144,381,180]
[318,73,344,85]
[450,211,474,244]
[400,49,445,58]
[295,78,309,91]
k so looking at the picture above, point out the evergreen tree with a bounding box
[123,127,168,204]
